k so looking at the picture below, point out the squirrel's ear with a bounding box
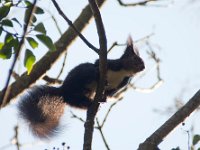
[127,35,133,47]
[127,35,140,56]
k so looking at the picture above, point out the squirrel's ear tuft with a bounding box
[127,35,133,46]
[127,35,140,56]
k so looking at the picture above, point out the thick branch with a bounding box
[83,0,107,149]
[0,0,107,108]
[138,89,200,150]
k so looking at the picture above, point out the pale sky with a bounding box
[1,0,200,149]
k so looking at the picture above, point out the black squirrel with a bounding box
[18,36,145,139]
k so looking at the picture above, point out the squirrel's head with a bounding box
[121,36,145,74]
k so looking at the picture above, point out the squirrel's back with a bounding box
[18,85,65,139]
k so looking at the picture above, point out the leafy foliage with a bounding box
[24,49,36,74]
[34,22,46,34]
[0,2,11,21]
[193,134,200,146]
[0,0,56,74]
[26,37,38,49]
[171,147,181,150]
[36,34,56,51]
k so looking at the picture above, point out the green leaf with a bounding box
[1,19,13,27]
[24,49,36,74]
[0,42,4,49]
[0,34,19,58]
[0,43,12,59]
[0,27,2,36]
[32,15,37,23]
[193,134,200,145]
[12,38,19,52]
[12,18,22,27]
[35,7,44,14]
[24,0,32,7]
[36,34,56,51]
[34,22,46,34]
[26,37,38,49]
[0,4,11,21]
[4,33,13,43]
[171,147,180,150]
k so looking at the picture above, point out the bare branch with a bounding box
[107,33,154,54]
[96,118,111,150]
[130,80,163,93]
[107,42,125,53]
[138,89,200,150]
[117,0,158,7]
[43,75,63,85]
[1,0,37,108]
[56,51,68,79]
[45,9,63,35]
[12,126,20,150]
[83,0,107,149]
[12,71,20,80]
[45,10,68,80]
[101,101,119,127]
[135,33,155,43]
[51,0,99,54]
[129,42,163,93]
[71,100,119,150]
[70,111,85,123]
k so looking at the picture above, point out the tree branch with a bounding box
[83,0,107,149]
[138,89,200,150]
[0,0,107,108]
[96,118,110,150]
[43,75,63,85]
[117,0,158,7]
[51,0,99,54]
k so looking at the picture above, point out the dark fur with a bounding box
[61,63,98,109]
[18,86,65,138]
[18,36,145,139]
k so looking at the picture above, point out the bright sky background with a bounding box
[1,0,200,150]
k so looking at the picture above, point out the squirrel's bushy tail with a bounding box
[18,86,65,139]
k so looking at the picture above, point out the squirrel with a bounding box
[18,36,145,139]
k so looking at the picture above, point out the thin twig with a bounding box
[135,33,155,43]
[56,51,68,79]
[0,125,21,150]
[71,100,119,150]
[43,75,63,85]
[117,0,159,7]
[101,101,119,127]
[46,8,68,80]
[70,111,85,123]
[130,80,164,93]
[107,33,154,54]
[96,118,111,150]
[13,126,20,150]
[107,42,125,53]
[45,9,63,35]
[51,0,99,54]
[1,0,37,108]
[12,71,20,80]
[129,42,163,93]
